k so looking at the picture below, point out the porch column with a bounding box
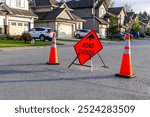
[30,18,34,29]
[55,22,58,37]
[4,15,9,35]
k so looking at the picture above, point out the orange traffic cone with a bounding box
[115,34,136,78]
[47,33,59,65]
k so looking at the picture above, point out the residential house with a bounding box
[0,0,37,35]
[107,7,126,33]
[124,12,139,32]
[66,0,109,38]
[139,14,150,33]
[143,19,150,30]
[30,0,85,38]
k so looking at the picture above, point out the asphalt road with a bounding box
[0,40,150,100]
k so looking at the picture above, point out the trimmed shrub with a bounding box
[20,32,33,43]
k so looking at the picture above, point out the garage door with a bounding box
[58,24,73,38]
[99,28,106,38]
[9,22,29,35]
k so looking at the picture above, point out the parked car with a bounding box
[139,32,146,38]
[123,32,133,38]
[130,31,139,38]
[26,27,55,41]
[74,29,103,39]
[107,33,125,40]
[146,32,150,36]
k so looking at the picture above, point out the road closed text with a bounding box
[78,43,95,56]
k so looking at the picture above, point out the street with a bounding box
[0,40,150,100]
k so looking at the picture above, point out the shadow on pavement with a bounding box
[0,74,130,84]
[0,63,46,67]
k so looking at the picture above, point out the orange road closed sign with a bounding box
[74,29,103,65]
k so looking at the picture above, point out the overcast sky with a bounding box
[57,0,150,14]
[113,0,150,14]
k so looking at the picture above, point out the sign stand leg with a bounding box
[68,56,78,68]
[90,59,93,72]
[98,53,109,68]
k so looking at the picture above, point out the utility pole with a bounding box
[93,0,99,30]
[93,0,96,30]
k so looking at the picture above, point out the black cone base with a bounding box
[115,73,136,78]
[47,62,60,65]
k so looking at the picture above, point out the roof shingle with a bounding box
[35,8,65,20]
[108,7,124,15]
[30,0,58,7]
[10,8,38,17]
[66,0,103,9]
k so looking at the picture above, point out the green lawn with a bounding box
[0,39,64,48]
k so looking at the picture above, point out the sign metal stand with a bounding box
[68,29,109,70]
[68,53,109,69]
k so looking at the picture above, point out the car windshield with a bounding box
[47,29,54,32]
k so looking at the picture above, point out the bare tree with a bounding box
[124,3,132,12]
[139,11,149,20]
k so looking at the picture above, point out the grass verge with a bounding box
[0,39,64,48]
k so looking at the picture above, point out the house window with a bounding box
[11,22,17,26]
[18,23,23,26]
[16,0,25,8]
[99,8,104,17]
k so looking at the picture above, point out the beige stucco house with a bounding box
[67,0,109,38]
[30,0,85,38]
[0,0,37,35]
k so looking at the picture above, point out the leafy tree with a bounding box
[131,18,141,33]
[108,16,119,34]
[146,28,150,34]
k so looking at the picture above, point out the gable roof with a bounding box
[58,2,74,11]
[108,7,125,16]
[35,8,65,20]
[66,0,103,9]
[126,12,134,18]
[71,13,86,22]
[95,16,109,25]
[30,0,58,7]
[0,2,37,18]
[125,12,135,23]
[132,14,138,20]
[10,8,38,17]
[35,7,85,22]
[142,19,150,24]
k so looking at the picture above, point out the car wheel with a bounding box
[48,38,52,42]
[75,34,80,39]
[39,35,45,41]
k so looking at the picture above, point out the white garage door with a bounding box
[99,28,106,38]
[9,22,29,35]
[58,24,73,38]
